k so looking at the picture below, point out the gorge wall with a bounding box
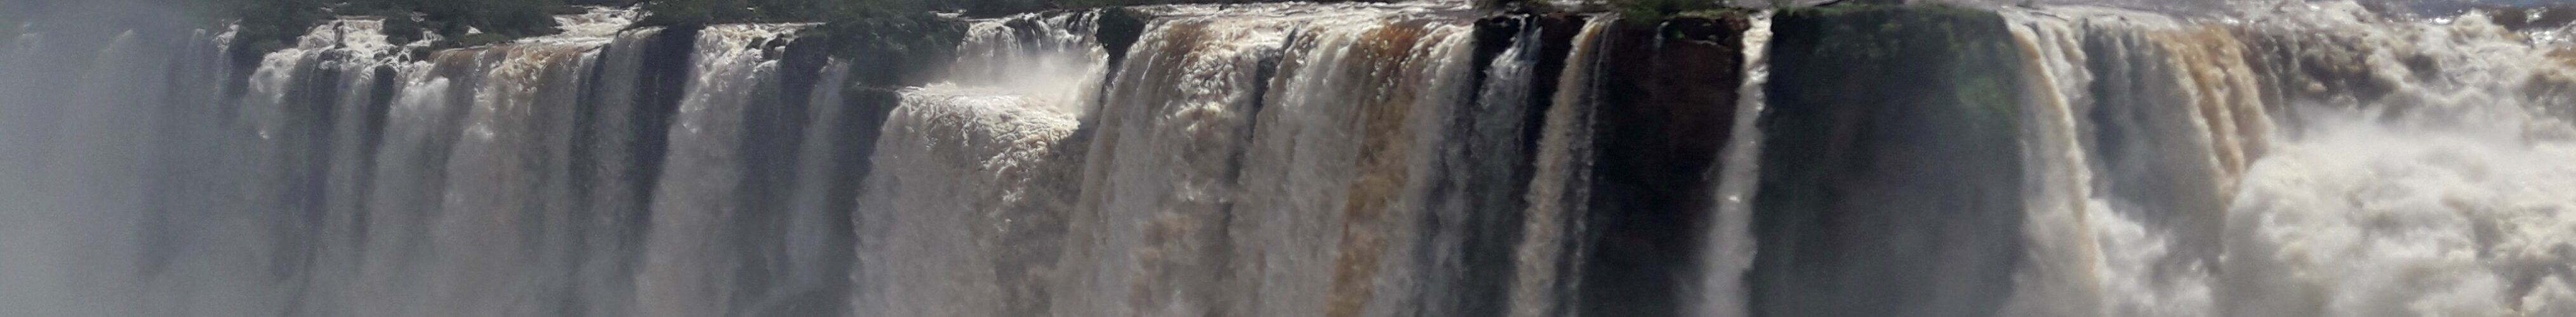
[3,1,2575,317]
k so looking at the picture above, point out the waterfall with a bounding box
[1697,10,1771,317]
[1051,3,1488,316]
[851,87,1087,316]
[5,1,2576,317]
[758,60,858,317]
[849,11,1105,317]
[2208,4,2575,316]
[637,23,813,317]
[1511,14,1611,317]
[1,29,169,317]
[0,6,854,316]
[946,12,1112,114]
[1421,13,1542,317]
[1981,3,2576,316]
[1226,14,1474,317]
[1998,8,2115,317]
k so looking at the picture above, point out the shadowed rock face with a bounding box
[1579,13,1752,317]
[1752,6,2027,317]
[1096,8,1152,70]
[1427,13,1590,317]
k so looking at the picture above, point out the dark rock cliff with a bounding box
[1577,12,1752,317]
[1753,6,2028,317]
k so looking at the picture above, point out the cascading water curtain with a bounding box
[2,1,2573,317]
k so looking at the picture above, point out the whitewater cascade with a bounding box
[3,1,2575,317]
[849,11,1100,317]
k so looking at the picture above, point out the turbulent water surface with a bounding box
[2,1,2574,316]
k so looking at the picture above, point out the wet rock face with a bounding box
[1095,8,1152,69]
[1577,13,1751,317]
[1430,13,1592,317]
[1752,6,2027,317]
[630,25,701,212]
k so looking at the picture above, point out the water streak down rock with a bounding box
[5,2,2576,317]
[1753,6,2029,317]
